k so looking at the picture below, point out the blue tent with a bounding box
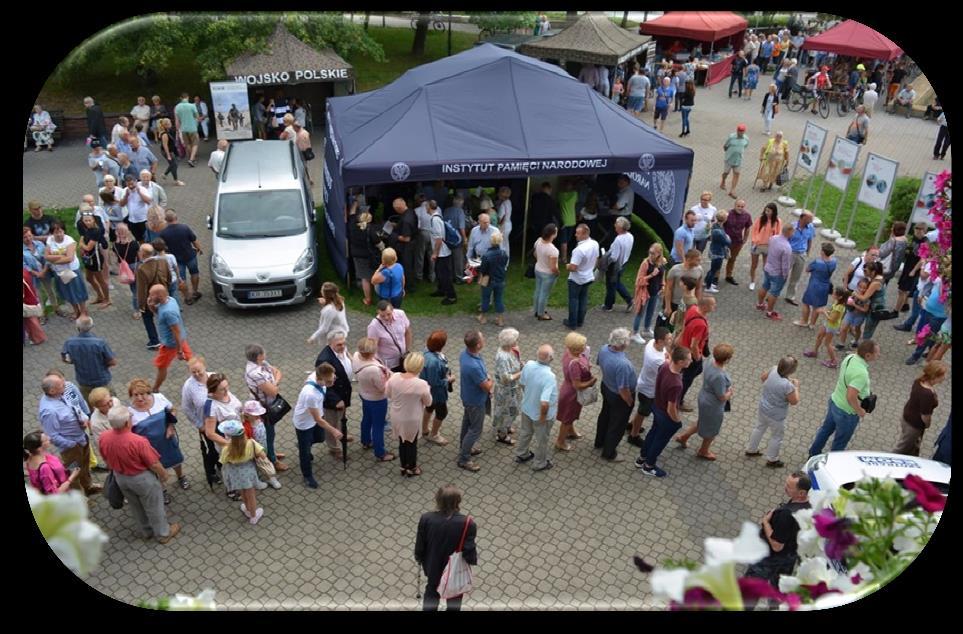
[323,43,693,277]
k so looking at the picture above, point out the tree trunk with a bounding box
[621,11,629,28]
[364,11,370,31]
[412,12,430,56]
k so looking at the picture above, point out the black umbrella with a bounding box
[341,413,349,471]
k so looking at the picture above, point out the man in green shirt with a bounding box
[557,179,578,264]
[809,339,879,455]
[173,93,200,167]
[720,124,750,200]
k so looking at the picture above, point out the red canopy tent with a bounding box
[639,11,748,42]
[639,12,749,87]
[800,20,903,61]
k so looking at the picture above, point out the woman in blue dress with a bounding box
[744,61,761,100]
[796,242,837,328]
[44,220,89,320]
[127,378,188,505]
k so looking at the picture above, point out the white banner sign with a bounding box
[824,136,861,192]
[209,81,253,140]
[856,153,900,211]
[796,121,828,174]
[910,171,940,226]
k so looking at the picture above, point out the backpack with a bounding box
[436,213,463,249]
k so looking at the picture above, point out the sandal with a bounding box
[362,298,372,306]
[555,443,573,452]
[567,432,584,440]
[470,447,483,456]
[377,453,396,462]
[674,436,688,448]
[495,434,515,446]
[178,476,190,490]
[409,466,422,476]
[185,295,195,305]
[697,451,717,461]
[362,443,373,450]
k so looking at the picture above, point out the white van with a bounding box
[207,139,317,308]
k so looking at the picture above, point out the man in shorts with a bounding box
[652,77,675,132]
[173,92,200,167]
[756,224,795,321]
[720,124,750,199]
[148,284,192,392]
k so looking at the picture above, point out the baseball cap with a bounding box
[242,400,266,416]
[736,124,747,132]
[856,63,865,70]
[90,139,102,148]
[217,419,245,437]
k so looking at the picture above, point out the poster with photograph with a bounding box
[910,171,940,226]
[209,81,252,140]
[824,136,861,191]
[796,121,828,174]
[856,153,900,211]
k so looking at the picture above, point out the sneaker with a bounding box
[249,507,264,525]
[850,342,859,349]
[893,324,911,332]
[178,475,190,490]
[634,457,647,469]
[765,311,782,321]
[640,329,654,338]
[147,343,162,350]
[803,350,818,358]
[268,477,282,490]
[240,502,252,518]
[765,460,785,468]
[631,333,646,344]
[725,277,739,286]
[834,343,847,351]
[254,479,268,490]
[303,477,319,489]
[533,460,554,472]
[792,320,809,327]
[163,490,172,505]
[748,282,756,291]
[784,298,799,307]
[601,305,614,312]
[640,464,667,478]
[704,285,719,294]
[157,523,181,544]
[514,451,535,463]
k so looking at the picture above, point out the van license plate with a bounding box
[248,289,283,299]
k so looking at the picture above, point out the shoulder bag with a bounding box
[118,242,136,284]
[247,366,291,425]
[841,355,877,414]
[377,318,409,372]
[105,471,125,509]
[437,515,474,600]
[572,359,598,406]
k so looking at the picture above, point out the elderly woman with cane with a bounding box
[757,130,790,191]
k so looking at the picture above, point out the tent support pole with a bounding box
[521,177,531,269]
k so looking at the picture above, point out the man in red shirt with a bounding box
[635,345,692,478]
[677,297,716,411]
[98,405,180,544]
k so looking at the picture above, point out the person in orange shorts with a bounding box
[148,284,192,392]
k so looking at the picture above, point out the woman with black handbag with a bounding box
[244,344,290,472]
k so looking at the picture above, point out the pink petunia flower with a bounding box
[903,474,947,513]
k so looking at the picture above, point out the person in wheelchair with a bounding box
[807,66,832,114]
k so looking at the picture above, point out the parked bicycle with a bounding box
[785,84,830,119]
[410,14,447,30]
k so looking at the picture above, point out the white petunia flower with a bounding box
[796,528,823,559]
[796,557,839,586]
[892,519,926,554]
[28,486,108,578]
[778,575,801,593]
[650,568,690,603]
[168,589,218,610]
[808,489,836,512]
[704,521,770,567]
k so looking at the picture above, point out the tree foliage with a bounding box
[51,13,384,85]
[468,11,537,34]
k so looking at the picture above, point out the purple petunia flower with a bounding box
[903,474,947,513]
[812,508,857,560]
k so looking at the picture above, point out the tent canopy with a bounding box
[225,23,353,83]
[518,11,652,66]
[639,11,747,43]
[322,44,693,277]
[800,20,903,61]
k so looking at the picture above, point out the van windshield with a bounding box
[216,191,306,238]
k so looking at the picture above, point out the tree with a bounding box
[50,13,385,86]
[621,11,629,28]
[468,11,537,35]
[412,11,430,56]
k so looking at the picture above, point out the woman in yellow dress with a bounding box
[758,131,790,191]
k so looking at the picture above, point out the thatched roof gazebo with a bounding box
[517,12,652,66]
[226,22,353,85]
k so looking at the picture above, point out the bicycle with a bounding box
[785,84,830,119]
[410,14,447,30]
[836,87,864,117]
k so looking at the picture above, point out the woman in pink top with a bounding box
[385,352,432,477]
[24,430,78,494]
[352,336,395,462]
[748,202,782,291]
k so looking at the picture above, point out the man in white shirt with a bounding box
[121,170,167,241]
[627,327,672,443]
[292,362,343,489]
[563,223,600,330]
[208,139,228,176]
[130,96,151,131]
[430,202,456,305]
[602,217,635,311]
[891,84,916,118]
[193,96,210,140]
[861,82,879,116]
[413,195,435,284]
[689,192,717,252]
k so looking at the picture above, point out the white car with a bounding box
[804,451,951,497]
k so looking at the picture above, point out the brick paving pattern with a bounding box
[23,76,950,609]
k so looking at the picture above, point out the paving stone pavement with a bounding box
[23,76,950,610]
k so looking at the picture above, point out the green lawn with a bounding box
[788,174,920,250]
[348,27,479,93]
